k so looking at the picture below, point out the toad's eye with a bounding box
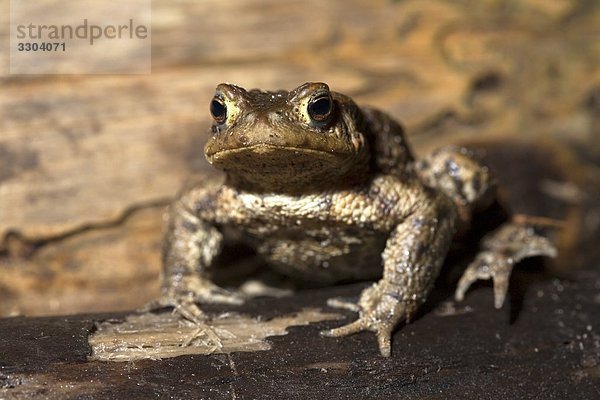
[210,97,227,124]
[307,92,333,123]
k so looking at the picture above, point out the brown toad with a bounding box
[152,82,556,357]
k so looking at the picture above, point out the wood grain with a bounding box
[0,270,599,398]
[0,0,599,316]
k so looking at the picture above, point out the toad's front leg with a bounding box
[143,184,245,313]
[322,196,456,357]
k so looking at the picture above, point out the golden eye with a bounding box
[210,96,227,124]
[307,92,333,123]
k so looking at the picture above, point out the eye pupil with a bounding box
[308,94,333,122]
[210,98,227,123]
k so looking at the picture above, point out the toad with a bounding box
[152,82,556,357]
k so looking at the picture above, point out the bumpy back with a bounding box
[360,107,416,178]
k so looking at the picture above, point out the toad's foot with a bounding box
[321,282,415,357]
[455,223,557,308]
[139,275,246,313]
[172,297,208,325]
[454,252,514,309]
[172,298,223,350]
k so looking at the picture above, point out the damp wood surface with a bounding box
[0,269,599,399]
[1,0,599,317]
[89,308,343,362]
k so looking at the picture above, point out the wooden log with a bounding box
[1,0,599,318]
[0,268,598,398]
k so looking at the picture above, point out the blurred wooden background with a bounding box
[1,0,599,316]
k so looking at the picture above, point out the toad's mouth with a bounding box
[206,144,355,184]
[206,143,348,162]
